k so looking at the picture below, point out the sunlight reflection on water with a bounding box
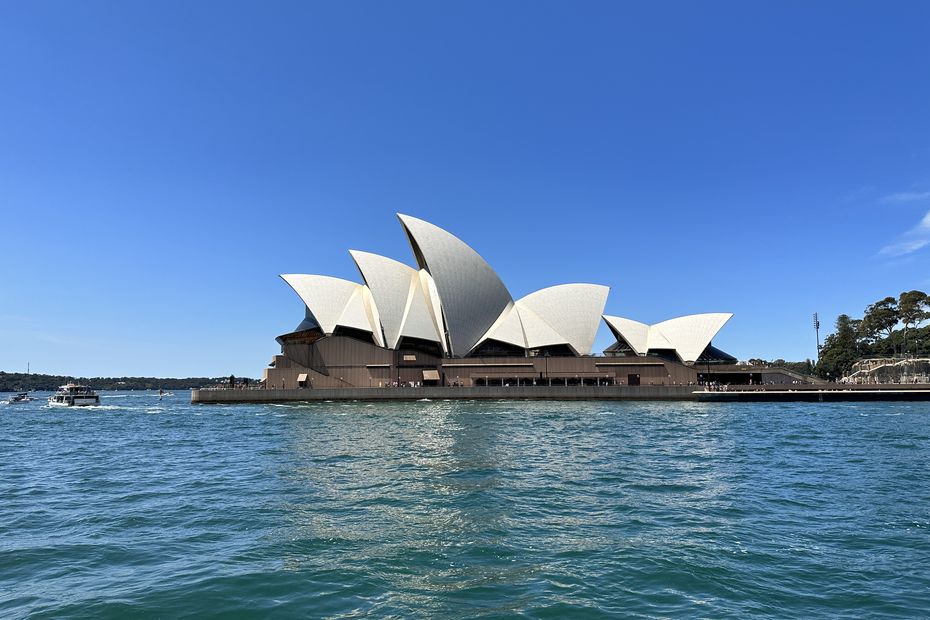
[1,394,929,617]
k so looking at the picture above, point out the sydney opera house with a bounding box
[264,214,751,389]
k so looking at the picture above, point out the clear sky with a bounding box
[2,1,929,378]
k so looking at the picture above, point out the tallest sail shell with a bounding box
[397,214,513,356]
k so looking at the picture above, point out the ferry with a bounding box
[48,384,100,407]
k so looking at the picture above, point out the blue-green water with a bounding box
[2,393,929,618]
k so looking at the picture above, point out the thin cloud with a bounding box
[880,191,930,203]
[879,208,930,257]
[879,238,929,257]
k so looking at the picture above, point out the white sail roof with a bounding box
[476,284,610,355]
[402,270,445,348]
[516,304,565,349]
[349,250,409,347]
[646,326,675,351]
[603,312,733,363]
[279,216,734,363]
[418,270,446,353]
[348,250,445,350]
[280,274,384,347]
[398,214,513,356]
[478,302,527,349]
[602,316,650,355]
[517,284,609,355]
[652,313,733,363]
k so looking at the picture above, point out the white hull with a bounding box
[48,397,99,407]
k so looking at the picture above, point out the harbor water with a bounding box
[2,393,929,618]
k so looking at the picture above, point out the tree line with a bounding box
[746,359,815,376]
[0,372,255,392]
[815,290,930,380]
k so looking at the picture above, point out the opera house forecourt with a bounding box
[190,214,930,403]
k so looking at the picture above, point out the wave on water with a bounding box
[50,404,123,411]
[3,399,929,618]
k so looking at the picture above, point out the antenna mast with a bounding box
[813,313,821,361]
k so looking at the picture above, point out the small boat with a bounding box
[6,392,32,404]
[158,389,174,399]
[48,384,100,407]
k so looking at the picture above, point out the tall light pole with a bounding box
[813,312,821,362]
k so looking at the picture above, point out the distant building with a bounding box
[264,214,779,388]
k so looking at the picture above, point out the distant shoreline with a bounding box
[0,372,257,392]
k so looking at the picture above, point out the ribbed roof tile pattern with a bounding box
[398,214,513,356]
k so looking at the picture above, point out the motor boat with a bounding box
[48,384,100,407]
[6,392,32,404]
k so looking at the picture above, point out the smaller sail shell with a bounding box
[348,250,445,350]
[280,274,384,346]
[477,303,527,350]
[603,313,733,363]
[652,313,733,363]
[517,284,609,355]
[603,316,649,355]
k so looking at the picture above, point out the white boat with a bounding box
[6,392,32,404]
[48,384,100,407]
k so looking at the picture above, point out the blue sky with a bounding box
[2,1,929,377]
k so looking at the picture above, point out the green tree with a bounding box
[848,317,864,356]
[861,296,899,355]
[816,314,861,380]
[898,290,930,355]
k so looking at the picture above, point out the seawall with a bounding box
[191,384,930,404]
[192,385,697,403]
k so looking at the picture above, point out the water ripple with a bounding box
[1,394,929,618]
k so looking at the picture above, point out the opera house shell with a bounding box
[602,314,736,365]
[266,214,737,389]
